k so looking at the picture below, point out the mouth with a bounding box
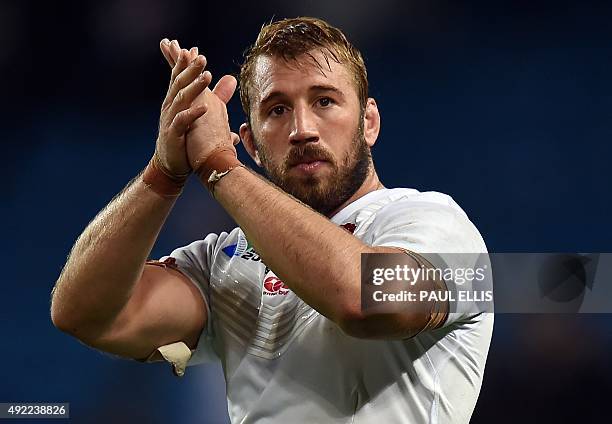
[289,152,329,166]
[289,155,329,174]
[291,160,328,173]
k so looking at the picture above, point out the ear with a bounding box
[363,98,380,148]
[240,122,262,166]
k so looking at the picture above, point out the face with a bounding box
[242,50,376,216]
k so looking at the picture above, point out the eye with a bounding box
[318,97,333,107]
[270,105,287,116]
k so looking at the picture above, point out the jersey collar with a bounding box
[330,188,391,225]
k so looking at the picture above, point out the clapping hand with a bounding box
[159,39,240,174]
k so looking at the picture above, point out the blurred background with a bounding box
[2,0,611,422]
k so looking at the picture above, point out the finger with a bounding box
[160,39,175,67]
[174,54,207,90]
[212,75,238,104]
[169,49,191,86]
[230,132,241,146]
[168,42,190,68]
[168,42,199,70]
[169,105,208,136]
[163,54,207,108]
[168,71,212,117]
[169,39,181,63]
[189,47,198,62]
[164,40,183,74]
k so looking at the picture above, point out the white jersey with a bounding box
[163,188,493,424]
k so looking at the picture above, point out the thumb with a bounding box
[212,75,238,104]
[230,132,241,146]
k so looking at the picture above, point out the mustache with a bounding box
[285,145,334,168]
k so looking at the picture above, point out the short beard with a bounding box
[255,122,372,216]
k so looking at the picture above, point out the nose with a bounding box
[289,106,319,145]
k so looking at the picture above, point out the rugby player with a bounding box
[51,17,493,423]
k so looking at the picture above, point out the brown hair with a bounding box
[239,17,368,120]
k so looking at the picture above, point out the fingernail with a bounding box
[161,38,169,45]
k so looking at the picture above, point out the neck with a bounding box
[326,166,384,218]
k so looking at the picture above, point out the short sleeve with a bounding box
[158,233,225,366]
[363,198,490,327]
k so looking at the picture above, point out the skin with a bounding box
[49,38,441,363]
[241,53,375,216]
[162,42,437,335]
[49,42,219,359]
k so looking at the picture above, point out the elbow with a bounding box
[50,278,74,333]
[50,285,68,332]
[335,304,375,339]
[337,318,372,339]
[50,284,95,340]
[50,295,76,336]
[50,303,103,346]
[331,278,381,339]
[336,304,428,340]
[51,314,79,338]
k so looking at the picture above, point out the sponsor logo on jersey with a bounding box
[223,225,355,292]
[222,241,272,274]
[221,243,238,257]
[263,275,290,296]
[222,242,263,262]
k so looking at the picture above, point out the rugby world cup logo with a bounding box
[263,275,290,296]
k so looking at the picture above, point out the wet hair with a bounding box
[239,17,368,120]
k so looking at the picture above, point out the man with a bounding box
[51,17,493,423]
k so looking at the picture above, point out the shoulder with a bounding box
[372,190,470,233]
[353,188,486,254]
[169,227,243,259]
[351,188,469,232]
[161,228,244,280]
[340,188,465,227]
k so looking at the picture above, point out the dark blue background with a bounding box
[2,1,611,422]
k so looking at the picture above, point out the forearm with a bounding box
[214,167,368,323]
[213,167,443,337]
[51,172,176,335]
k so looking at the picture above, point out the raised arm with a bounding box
[50,44,213,360]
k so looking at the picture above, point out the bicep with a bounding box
[90,264,207,361]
